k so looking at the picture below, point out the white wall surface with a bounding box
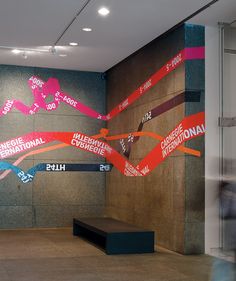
[205,26,221,255]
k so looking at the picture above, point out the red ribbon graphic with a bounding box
[0,112,205,176]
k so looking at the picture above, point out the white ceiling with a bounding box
[189,0,236,26]
[0,0,235,72]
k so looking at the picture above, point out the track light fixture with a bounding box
[0,0,94,59]
[0,45,69,59]
[49,46,57,55]
[22,52,27,59]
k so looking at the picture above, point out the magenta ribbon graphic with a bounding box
[0,47,204,121]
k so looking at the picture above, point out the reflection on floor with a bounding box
[210,247,234,262]
[0,228,214,281]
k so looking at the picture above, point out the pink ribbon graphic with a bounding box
[0,47,204,120]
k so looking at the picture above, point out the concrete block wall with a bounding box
[0,65,106,228]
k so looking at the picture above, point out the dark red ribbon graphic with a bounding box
[119,90,201,158]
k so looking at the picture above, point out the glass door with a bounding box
[219,22,236,261]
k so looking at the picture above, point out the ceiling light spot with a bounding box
[12,49,21,54]
[98,7,110,16]
[82,27,92,32]
[69,42,78,46]
[59,54,67,57]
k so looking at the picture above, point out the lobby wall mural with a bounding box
[0,47,205,183]
[0,47,203,121]
[104,24,205,254]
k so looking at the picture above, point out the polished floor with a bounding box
[0,228,214,281]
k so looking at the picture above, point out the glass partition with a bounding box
[219,22,236,261]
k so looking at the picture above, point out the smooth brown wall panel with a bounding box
[106,26,186,253]
[106,24,205,254]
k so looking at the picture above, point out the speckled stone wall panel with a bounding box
[106,24,205,254]
[0,160,33,206]
[33,171,105,206]
[0,206,33,228]
[0,65,106,228]
[34,205,105,228]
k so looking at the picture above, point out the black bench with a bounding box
[73,217,155,255]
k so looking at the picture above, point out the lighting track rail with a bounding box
[53,0,92,46]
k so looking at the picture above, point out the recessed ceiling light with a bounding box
[69,42,78,46]
[59,54,67,57]
[82,27,92,32]
[12,49,21,54]
[98,7,110,16]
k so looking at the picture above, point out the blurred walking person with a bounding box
[211,158,236,281]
